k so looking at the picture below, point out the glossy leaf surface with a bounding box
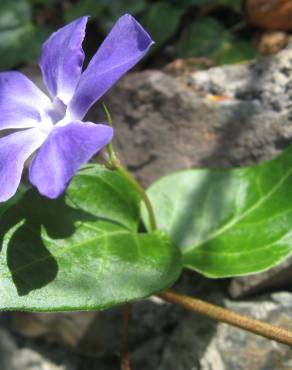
[68,165,141,232]
[0,165,182,311]
[144,147,292,277]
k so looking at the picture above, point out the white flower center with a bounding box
[38,97,70,135]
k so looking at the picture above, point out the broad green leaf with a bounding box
[143,146,292,277]
[141,2,184,51]
[69,165,141,231]
[0,165,182,311]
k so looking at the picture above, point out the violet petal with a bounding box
[40,16,88,104]
[68,14,153,120]
[0,129,46,202]
[0,72,51,130]
[29,121,113,199]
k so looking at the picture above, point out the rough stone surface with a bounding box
[9,271,215,354]
[87,45,292,187]
[157,292,292,370]
[0,328,69,370]
[8,291,292,370]
[10,311,121,356]
[229,255,292,298]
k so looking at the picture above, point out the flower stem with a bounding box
[159,290,292,346]
[102,102,157,231]
[115,165,157,232]
[102,102,117,165]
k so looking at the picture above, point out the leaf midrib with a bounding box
[1,229,130,280]
[190,165,292,251]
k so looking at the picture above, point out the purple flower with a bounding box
[0,14,152,201]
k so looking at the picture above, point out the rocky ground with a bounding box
[3,45,292,369]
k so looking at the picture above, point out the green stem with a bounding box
[115,165,157,232]
[102,102,117,164]
[102,102,157,231]
[159,290,292,347]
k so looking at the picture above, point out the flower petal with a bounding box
[0,72,51,130]
[68,14,153,120]
[0,129,46,202]
[29,121,113,199]
[40,16,88,104]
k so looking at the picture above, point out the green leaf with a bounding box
[0,187,27,221]
[176,18,227,59]
[0,165,182,311]
[176,17,257,64]
[64,0,105,23]
[216,40,258,64]
[140,2,184,50]
[0,0,51,70]
[143,147,292,278]
[0,0,31,28]
[69,165,141,232]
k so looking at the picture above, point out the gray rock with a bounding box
[87,45,292,187]
[229,255,292,298]
[157,292,292,370]
[11,312,96,346]
[0,328,68,370]
[9,290,292,370]
[10,310,121,356]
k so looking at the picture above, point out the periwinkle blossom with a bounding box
[0,14,152,201]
